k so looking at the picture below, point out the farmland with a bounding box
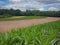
[0,20,60,45]
[0,0,60,45]
[0,17,60,32]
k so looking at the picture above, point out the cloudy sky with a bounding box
[0,0,60,11]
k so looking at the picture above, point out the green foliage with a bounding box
[0,20,60,45]
[0,9,60,17]
[1,14,12,18]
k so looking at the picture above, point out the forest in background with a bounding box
[0,9,60,18]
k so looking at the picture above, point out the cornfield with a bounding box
[0,20,60,45]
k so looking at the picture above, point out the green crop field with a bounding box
[0,16,46,21]
[0,20,60,45]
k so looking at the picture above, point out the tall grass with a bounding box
[0,20,60,45]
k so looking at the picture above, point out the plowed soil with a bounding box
[0,17,60,32]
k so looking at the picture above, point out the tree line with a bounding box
[0,9,60,18]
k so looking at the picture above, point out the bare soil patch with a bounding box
[0,17,60,32]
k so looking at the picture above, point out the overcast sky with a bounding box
[0,0,60,11]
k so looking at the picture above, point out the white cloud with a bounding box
[48,7,58,11]
[9,0,21,2]
[2,0,45,11]
[39,8,45,11]
[1,0,60,11]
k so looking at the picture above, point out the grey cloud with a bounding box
[46,3,60,10]
[35,0,60,10]
[36,0,60,4]
[1,0,60,11]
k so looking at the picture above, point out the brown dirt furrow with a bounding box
[0,17,60,32]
